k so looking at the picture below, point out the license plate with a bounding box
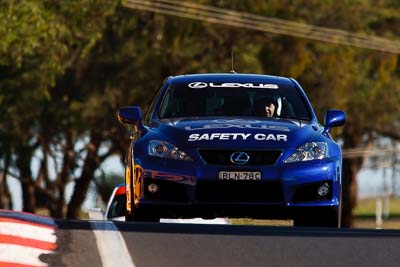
[218,171,261,181]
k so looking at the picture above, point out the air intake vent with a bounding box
[195,180,284,203]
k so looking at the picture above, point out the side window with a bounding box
[107,195,126,218]
[143,84,164,124]
[280,97,296,118]
[159,91,176,117]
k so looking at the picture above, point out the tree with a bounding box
[256,0,400,226]
[0,0,118,216]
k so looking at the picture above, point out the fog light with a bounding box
[147,183,159,193]
[317,183,329,197]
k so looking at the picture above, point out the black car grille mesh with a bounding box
[198,149,281,166]
[195,180,284,203]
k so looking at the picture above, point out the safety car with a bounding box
[117,73,346,227]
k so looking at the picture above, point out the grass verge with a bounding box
[230,198,400,229]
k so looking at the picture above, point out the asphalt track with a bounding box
[49,220,400,267]
[1,210,400,267]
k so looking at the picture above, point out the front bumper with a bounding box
[133,155,341,219]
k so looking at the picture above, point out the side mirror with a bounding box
[117,106,142,125]
[324,109,346,133]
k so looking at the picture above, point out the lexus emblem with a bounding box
[188,82,208,89]
[230,152,250,165]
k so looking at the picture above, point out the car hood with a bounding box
[151,118,320,150]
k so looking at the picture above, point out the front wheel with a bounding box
[125,207,160,222]
[293,207,340,228]
[125,160,160,222]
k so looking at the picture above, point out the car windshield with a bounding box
[158,82,311,120]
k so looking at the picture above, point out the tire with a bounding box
[124,172,159,222]
[126,208,160,222]
[293,207,340,228]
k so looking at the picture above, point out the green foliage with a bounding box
[0,1,67,94]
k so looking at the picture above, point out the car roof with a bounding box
[167,73,295,86]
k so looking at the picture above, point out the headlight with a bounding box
[285,142,328,163]
[148,140,193,161]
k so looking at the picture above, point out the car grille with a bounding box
[198,149,282,165]
[195,180,284,203]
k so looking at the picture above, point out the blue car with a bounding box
[118,73,346,227]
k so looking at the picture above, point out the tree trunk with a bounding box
[340,122,366,227]
[67,132,102,219]
[21,180,36,213]
[0,175,8,209]
[0,153,12,209]
[341,157,362,227]
[55,132,75,218]
[17,145,36,213]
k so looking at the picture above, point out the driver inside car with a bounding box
[254,96,280,117]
